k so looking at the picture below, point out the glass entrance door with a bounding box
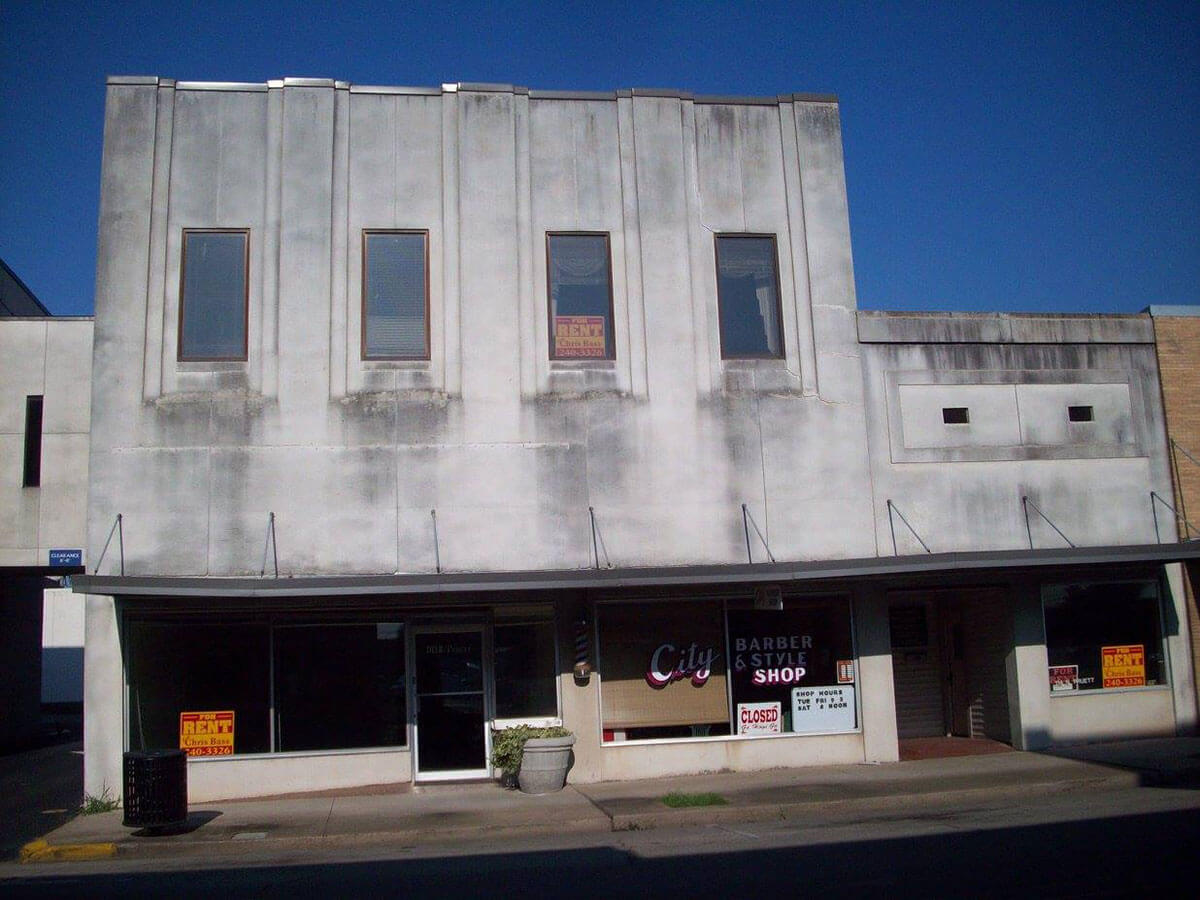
[412,628,489,780]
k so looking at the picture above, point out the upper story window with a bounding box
[178,229,249,361]
[362,230,429,360]
[715,234,784,359]
[23,395,43,488]
[547,233,615,360]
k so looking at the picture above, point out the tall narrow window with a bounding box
[715,235,784,359]
[363,230,429,359]
[178,230,249,361]
[23,395,43,487]
[547,233,615,360]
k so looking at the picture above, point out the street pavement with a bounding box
[0,735,82,861]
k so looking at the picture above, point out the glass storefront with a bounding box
[124,610,560,761]
[1043,580,1168,693]
[597,594,857,743]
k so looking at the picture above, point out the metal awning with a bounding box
[70,541,1200,599]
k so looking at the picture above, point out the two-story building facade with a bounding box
[76,77,1198,802]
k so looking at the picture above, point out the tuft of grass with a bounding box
[80,786,120,815]
[661,791,728,809]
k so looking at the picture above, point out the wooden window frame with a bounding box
[546,231,617,362]
[361,229,431,362]
[177,228,250,362]
[713,233,786,360]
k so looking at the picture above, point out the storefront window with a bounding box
[1043,581,1167,693]
[273,624,406,752]
[126,622,270,755]
[494,620,558,719]
[727,599,857,736]
[598,601,731,742]
[126,618,407,757]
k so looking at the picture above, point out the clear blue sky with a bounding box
[2,1,1197,317]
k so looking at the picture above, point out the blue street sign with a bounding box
[49,549,83,567]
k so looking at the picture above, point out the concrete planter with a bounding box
[518,735,575,794]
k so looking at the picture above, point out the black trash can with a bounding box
[122,750,188,830]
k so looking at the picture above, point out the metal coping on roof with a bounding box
[105,76,837,105]
[1146,305,1200,318]
[71,541,1200,599]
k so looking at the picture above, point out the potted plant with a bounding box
[491,725,575,794]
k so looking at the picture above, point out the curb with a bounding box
[19,840,118,863]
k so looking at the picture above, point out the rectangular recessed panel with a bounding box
[897,384,1020,449]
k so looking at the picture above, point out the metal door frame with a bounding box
[409,623,492,782]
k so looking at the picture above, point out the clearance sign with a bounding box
[179,711,235,757]
[1101,645,1146,689]
[554,315,606,358]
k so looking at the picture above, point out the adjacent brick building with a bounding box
[1149,306,1200,715]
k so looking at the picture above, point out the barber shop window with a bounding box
[1043,581,1167,693]
[493,613,559,721]
[178,229,249,361]
[715,234,784,359]
[363,230,429,359]
[598,601,731,742]
[547,232,615,360]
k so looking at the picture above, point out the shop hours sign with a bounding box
[791,686,856,734]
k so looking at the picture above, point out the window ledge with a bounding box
[362,359,433,370]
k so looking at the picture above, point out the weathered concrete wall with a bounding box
[858,312,1175,554]
[0,318,92,567]
[87,80,871,579]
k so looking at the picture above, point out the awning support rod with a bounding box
[94,513,124,575]
[742,503,776,563]
[588,507,611,569]
[886,500,932,555]
[431,509,442,574]
[1022,496,1075,549]
[1169,439,1198,536]
[259,512,278,578]
[1151,491,1197,542]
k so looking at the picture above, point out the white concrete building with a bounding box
[1,259,91,748]
[76,77,1199,801]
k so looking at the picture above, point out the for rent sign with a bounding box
[179,711,235,757]
[1101,645,1146,688]
[553,315,606,358]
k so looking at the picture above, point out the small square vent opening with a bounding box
[1068,405,1094,422]
[942,407,970,425]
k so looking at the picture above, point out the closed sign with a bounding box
[737,702,782,735]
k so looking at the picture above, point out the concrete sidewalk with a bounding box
[21,740,1200,864]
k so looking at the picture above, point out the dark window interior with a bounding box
[126,622,270,754]
[942,407,970,425]
[274,624,407,752]
[715,235,784,358]
[23,395,42,487]
[494,621,558,718]
[548,233,614,360]
[179,230,248,360]
[1068,405,1095,422]
[1043,581,1166,690]
[364,231,428,359]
